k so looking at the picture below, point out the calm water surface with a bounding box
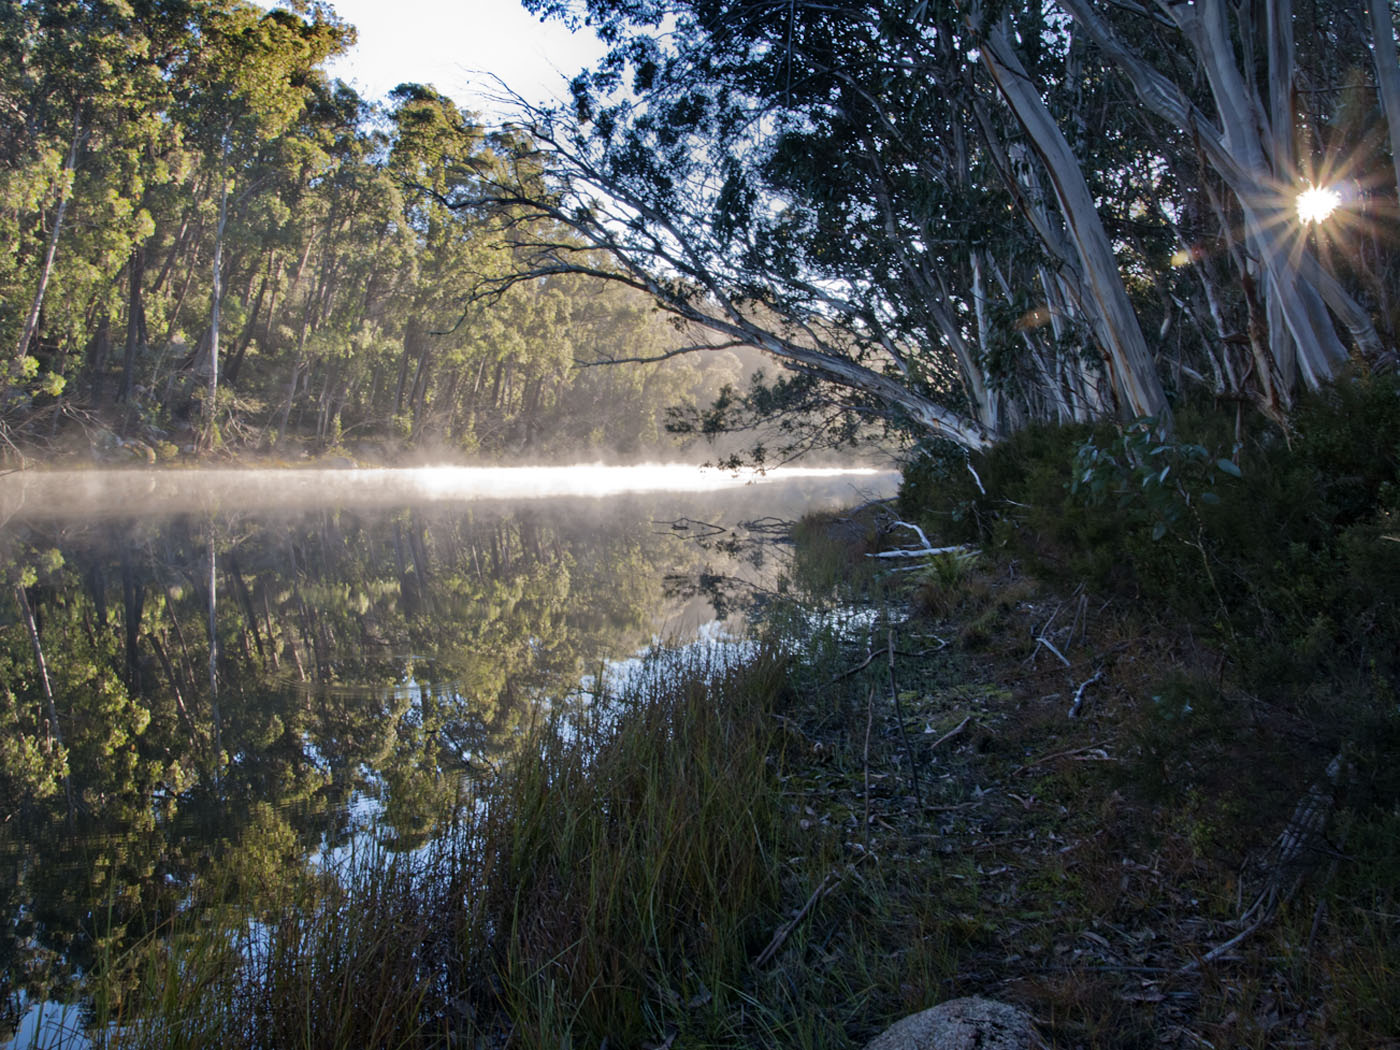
[0,464,894,1044]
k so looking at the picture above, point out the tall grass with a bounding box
[74,646,794,1050]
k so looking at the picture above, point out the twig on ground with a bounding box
[863,685,874,854]
[1067,670,1104,718]
[888,627,924,805]
[897,641,948,656]
[1036,635,1072,667]
[753,869,844,967]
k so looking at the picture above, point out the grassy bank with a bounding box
[30,376,1400,1049]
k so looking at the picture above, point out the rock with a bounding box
[863,997,1043,1050]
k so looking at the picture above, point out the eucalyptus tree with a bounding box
[168,0,349,448]
[481,0,1182,453]
[0,0,178,412]
[1050,0,1395,414]
[500,0,1396,453]
[258,80,400,444]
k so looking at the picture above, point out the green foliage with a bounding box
[0,0,731,463]
[1069,418,1242,542]
[907,377,1400,707]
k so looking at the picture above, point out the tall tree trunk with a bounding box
[1057,0,1378,393]
[393,319,418,417]
[1370,0,1400,213]
[273,304,313,443]
[14,118,83,372]
[223,270,267,388]
[87,313,112,403]
[409,332,434,440]
[120,246,147,403]
[204,135,232,452]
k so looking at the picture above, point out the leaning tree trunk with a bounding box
[1056,0,1380,396]
[982,24,1171,423]
[1370,0,1400,214]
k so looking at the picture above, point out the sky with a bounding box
[317,0,607,119]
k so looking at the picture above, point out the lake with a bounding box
[0,463,894,1046]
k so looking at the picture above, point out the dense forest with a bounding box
[0,0,769,464]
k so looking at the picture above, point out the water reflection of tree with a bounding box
[0,500,715,1007]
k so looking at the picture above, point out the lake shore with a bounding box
[8,381,1398,1049]
[57,485,1395,1050]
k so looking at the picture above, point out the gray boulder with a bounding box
[863,997,1044,1050]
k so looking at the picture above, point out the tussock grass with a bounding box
[478,649,789,1049]
[79,648,802,1050]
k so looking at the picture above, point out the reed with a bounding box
[79,645,797,1049]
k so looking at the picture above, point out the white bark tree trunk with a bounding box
[204,130,232,452]
[1368,0,1400,210]
[982,23,1170,423]
[14,120,82,368]
[1056,0,1375,395]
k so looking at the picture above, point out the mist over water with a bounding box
[0,463,893,521]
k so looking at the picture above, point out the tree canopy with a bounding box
[477,0,1400,453]
[0,0,757,464]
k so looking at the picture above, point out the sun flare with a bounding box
[1296,184,1341,225]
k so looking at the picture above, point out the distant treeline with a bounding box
[0,0,757,462]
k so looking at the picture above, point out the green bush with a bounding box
[900,373,1400,821]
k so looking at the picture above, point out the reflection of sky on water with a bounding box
[5,997,86,1050]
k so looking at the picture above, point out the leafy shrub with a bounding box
[901,372,1400,815]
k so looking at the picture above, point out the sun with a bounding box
[1296,184,1341,225]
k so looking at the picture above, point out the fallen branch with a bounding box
[1067,670,1103,718]
[754,869,843,967]
[866,520,978,561]
[1176,913,1270,975]
[867,544,977,560]
[1015,743,1112,773]
[926,714,971,751]
[1035,635,1072,667]
[830,645,889,683]
[1240,753,1349,923]
[1180,753,1350,975]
